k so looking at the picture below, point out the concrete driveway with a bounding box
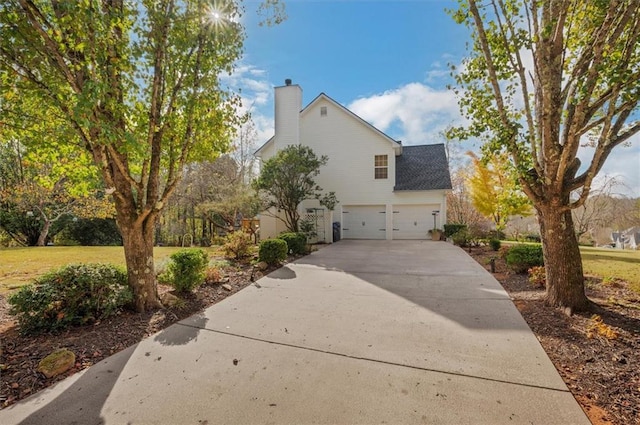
[0,240,589,424]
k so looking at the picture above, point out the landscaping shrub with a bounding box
[223,231,253,259]
[524,234,541,243]
[505,244,544,273]
[165,249,209,293]
[443,224,467,238]
[528,266,546,287]
[204,267,221,285]
[451,229,470,247]
[278,232,307,255]
[8,263,132,335]
[489,238,501,251]
[259,238,288,265]
[57,218,122,246]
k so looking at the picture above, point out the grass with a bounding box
[0,246,226,294]
[504,241,640,294]
[580,246,640,294]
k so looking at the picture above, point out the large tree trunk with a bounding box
[118,211,162,312]
[538,204,592,313]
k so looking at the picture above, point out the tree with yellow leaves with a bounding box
[466,152,531,232]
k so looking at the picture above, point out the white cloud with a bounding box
[348,82,463,145]
[578,136,640,197]
[251,113,274,147]
[219,63,275,146]
[348,81,639,197]
[221,63,273,113]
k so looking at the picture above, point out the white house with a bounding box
[255,80,452,241]
[612,227,640,250]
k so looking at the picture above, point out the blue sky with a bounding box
[227,0,640,196]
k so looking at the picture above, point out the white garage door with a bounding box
[342,205,386,239]
[392,204,439,240]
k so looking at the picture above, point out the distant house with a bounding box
[255,80,452,242]
[612,227,640,250]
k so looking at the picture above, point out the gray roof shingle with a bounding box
[394,144,452,191]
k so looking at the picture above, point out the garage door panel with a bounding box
[343,205,386,240]
[392,204,439,240]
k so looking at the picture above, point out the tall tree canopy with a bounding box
[0,0,250,311]
[450,0,640,312]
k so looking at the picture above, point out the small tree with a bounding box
[447,164,490,229]
[254,145,336,232]
[0,141,113,246]
[466,151,531,232]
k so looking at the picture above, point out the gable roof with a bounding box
[254,136,274,157]
[256,91,404,157]
[301,93,402,151]
[394,144,452,191]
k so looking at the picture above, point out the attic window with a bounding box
[374,155,388,179]
[320,106,327,117]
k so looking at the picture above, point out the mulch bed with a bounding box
[467,245,640,425]
[0,257,273,409]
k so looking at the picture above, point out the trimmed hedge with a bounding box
[259,239,288,265]
[278,232,307,255]
[165,249,209,293]
[505,244,544,274]
[8,263,132,335]
[444,224,467,238]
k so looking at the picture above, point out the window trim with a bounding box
[374,154,388,179]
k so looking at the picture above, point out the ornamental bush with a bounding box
[489,238,501,251]
[163,249,209,293]
[528,266,546,288]
[259,239,288,265]
[505,244,544,274]
[278,232,307,255]
[443,224,467,238]
[223,231,253,259]
[8,263,132,335]
[451,229,471,247]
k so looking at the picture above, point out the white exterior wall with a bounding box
[258,92,448,241]
[300,99,447,240]
[300,98,397,206]
[257,208,289,241]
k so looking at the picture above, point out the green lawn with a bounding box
[580,246,640,293]
[504,241,640,294]
[0,246,225,294]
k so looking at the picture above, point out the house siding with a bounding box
[300,98,397,206]
[257,88,449,241]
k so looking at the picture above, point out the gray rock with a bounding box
[222,283,233,291]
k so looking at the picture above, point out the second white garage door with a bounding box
[342,205,386,239]
[392,204,438,240]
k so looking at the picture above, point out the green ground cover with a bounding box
[0,246,224,294]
